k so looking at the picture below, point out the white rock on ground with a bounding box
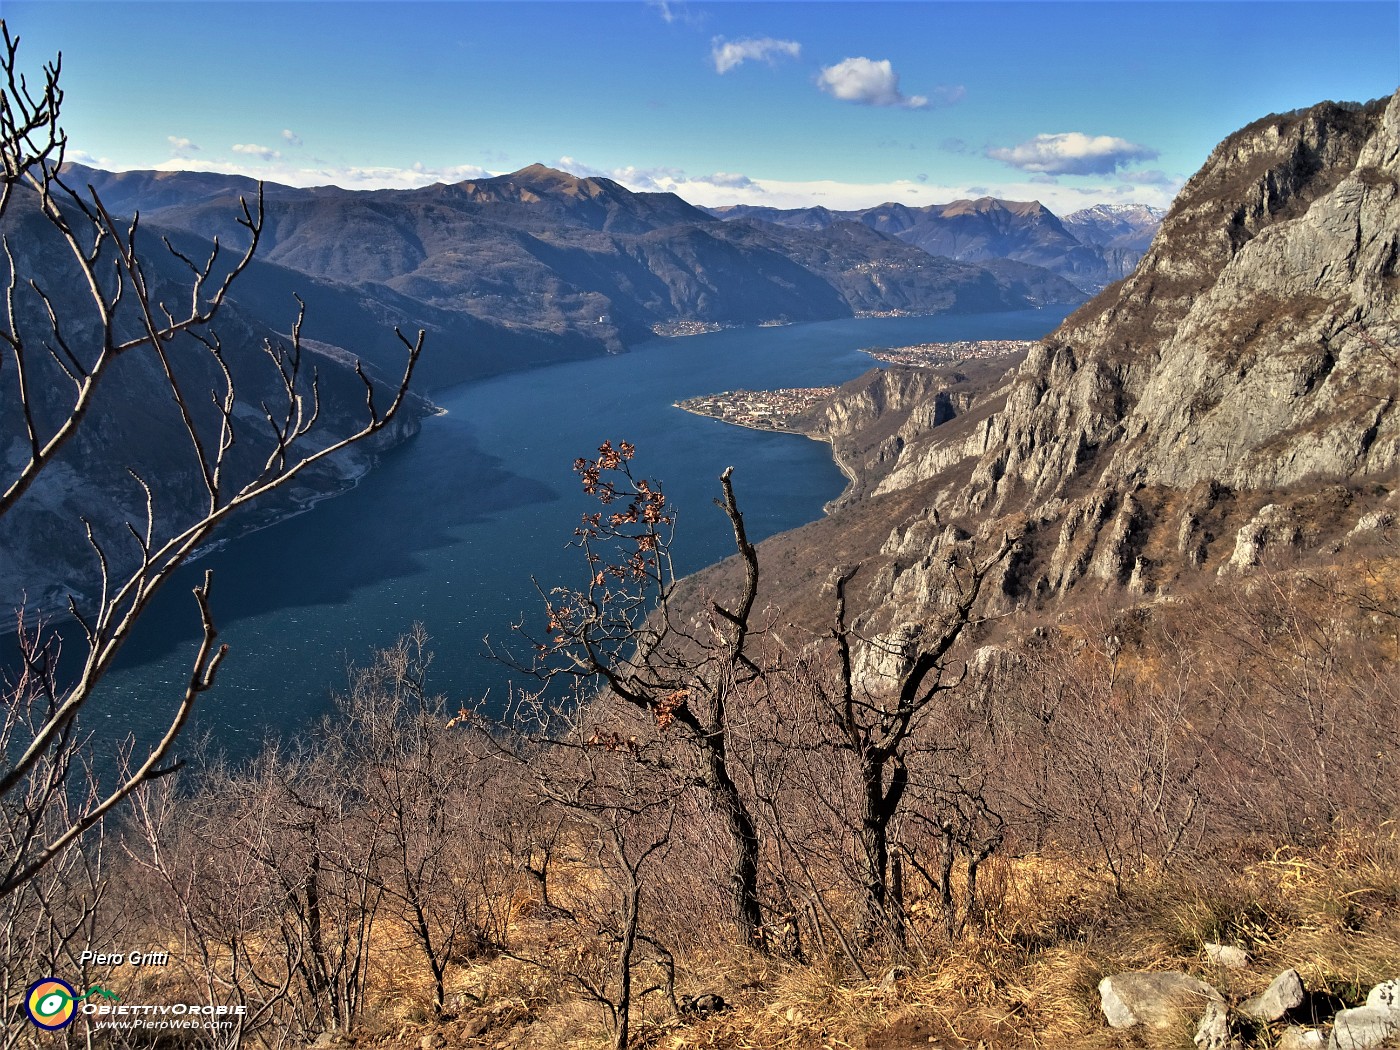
[1240,968,1306,1021]
[1099,971,1223,1029]
[1204,943,1251,970]
[1328,978,1400,1049]
[1194,999,1232,1050]
[1279,1026,1328,1050]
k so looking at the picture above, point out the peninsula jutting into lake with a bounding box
[674,385,839,431]
[859,337,1039,367]
[675,339,1041,432]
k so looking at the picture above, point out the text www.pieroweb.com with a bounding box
[83,1003,245,1031]
[91,1017,235,1032]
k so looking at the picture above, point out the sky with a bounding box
[5,1,1398,215]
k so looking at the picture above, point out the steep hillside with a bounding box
[67,164,1084,384]
[704,92,1398,635]
[0,189,432,612]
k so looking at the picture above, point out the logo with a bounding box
[25,978,77,1030]
[23,979,120,1030]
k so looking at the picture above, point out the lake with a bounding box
[85,308,1070,759]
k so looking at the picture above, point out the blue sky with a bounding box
[6,1,1397,213]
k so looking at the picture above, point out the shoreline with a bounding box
[3,414,430,627]
[672,336,1039,513]
[673,396,859,510]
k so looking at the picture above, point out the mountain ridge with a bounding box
[684,91,1399,639]
[61,162,1086,383]
[706,194,1163,291]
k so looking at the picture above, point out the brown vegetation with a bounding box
[4,448,1394,1050]
[3,32,1396,1050]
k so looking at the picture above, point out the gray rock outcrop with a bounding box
[1099,971,1223,1030]
[1240,968,1306,1022]
[1330,979,1400,1049]
[777,91,1399,628]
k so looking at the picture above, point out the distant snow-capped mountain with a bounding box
[1061,203,1167,249]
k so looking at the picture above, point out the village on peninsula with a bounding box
[674,338,1036,431]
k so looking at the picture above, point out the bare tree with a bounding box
[335,628,517,1015]
[822,535,1013,940]
[0,22,425,898]
[499,442,768,946]
[500,706,681,1050]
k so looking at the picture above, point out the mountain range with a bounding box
[3,161,1103,609]
[16,83,1387,624]
[705,198,1164,293]
[64,162,1090,389]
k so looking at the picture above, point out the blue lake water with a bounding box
[85,309,1070,759]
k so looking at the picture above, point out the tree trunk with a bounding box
[613,874,640,1050]
[858,754,906,938]
[704,743,762,945]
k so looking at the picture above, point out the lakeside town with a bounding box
[860,338,1038,367]
[674,386,838,431]
[651,318,794,337]
[675,339,1037,430]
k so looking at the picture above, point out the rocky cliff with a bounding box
[741,92,1398,633]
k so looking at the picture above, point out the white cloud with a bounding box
[539,155,1178,213]
[816,57,929,109]
[556,156,609,179]
[281,129,303,147]
[711,36,801,74]
[151,157,492,191]
[557,158,688,191]
[634,170,1176,216]
[694,172,757,189]
[987,132,1158,176]
[1120,168,1179,188]
[66,149,111,168]
[231,143,282,162]
[647,0,703,26]
[167,136,199,154]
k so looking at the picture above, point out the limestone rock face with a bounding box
[980,93,1397,504]
[798,92,1399,624]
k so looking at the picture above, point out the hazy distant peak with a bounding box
[939,196,1051,218]
[502,162,587,185]
[1060,202,1166,251]
[1063,202,1166,223]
